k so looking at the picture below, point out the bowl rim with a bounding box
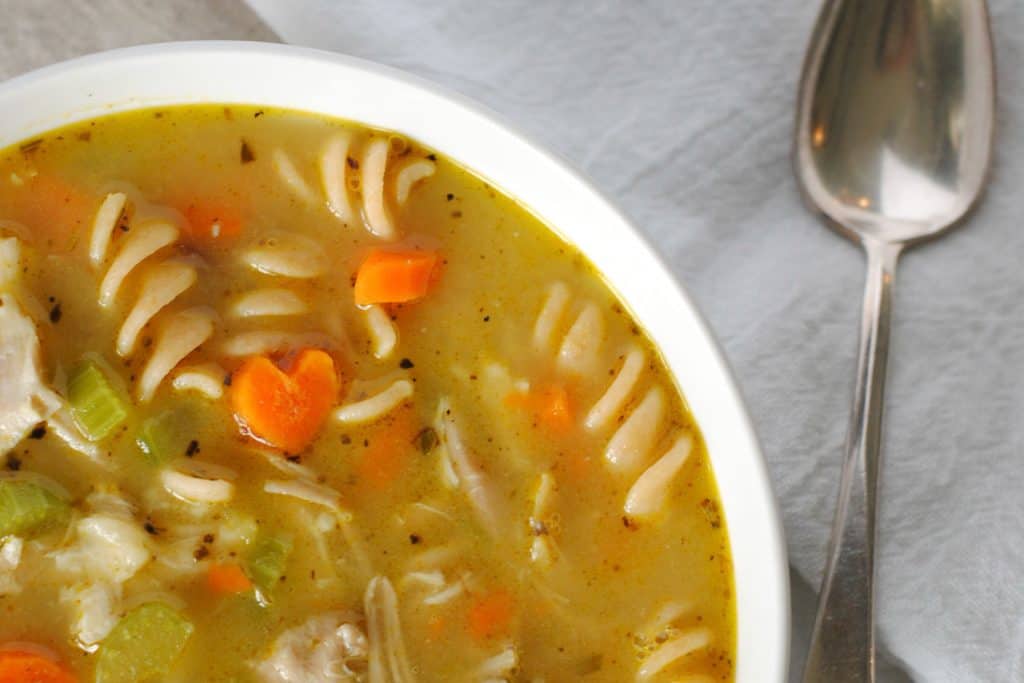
[0,41,790,681]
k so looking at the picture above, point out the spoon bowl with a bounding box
[797,0,995,245]
[794,1,995,681]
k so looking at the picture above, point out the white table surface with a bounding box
[3,1,1023,680]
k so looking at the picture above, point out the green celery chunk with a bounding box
[68,360,128,441]
[246,535,293,596]
[135,411,179,465]
[0,478,70,538]
[95,602,194,683]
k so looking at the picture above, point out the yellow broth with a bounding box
[0,105,735,682]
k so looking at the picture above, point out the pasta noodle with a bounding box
[98,220,179,307]
[605,386,665,475]
[88,192,127,266]
[320,131,355,223]
[161,467,234,504]
[171,363,226,399]
[221,330,334,357]
[272,148,317,203]
[532,281,570,351]
[394,158,435,205]
[333,379,413,424]
[137,307,215,402]
[364,304,398,359]
[360,137,397,240]
[116,260,197,356]
[241,234,327,279]
[557,301,604,374]
[228,288,308,318]
[586,347,645,432]
[624,435,693,518]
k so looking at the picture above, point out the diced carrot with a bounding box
[466,589,515,642]
[181,201,242,246]
[353,249,438,306]
[0,650,76,683]
[206,563,253,594]
[0,173,93,253]
[356,406,419,490]
[231,349,340,454]
[505,383,574,433]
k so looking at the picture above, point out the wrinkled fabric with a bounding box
[247,3,1024,680]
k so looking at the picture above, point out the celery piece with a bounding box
[135,411,178,465]
[68,360,128,441]
[246,535,293,596]
[0,479,70,538]
[95,602,194,683]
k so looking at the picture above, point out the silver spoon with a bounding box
[794,1,995,681]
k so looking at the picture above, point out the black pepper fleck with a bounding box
[409,534,421,545]
[5,456,22,471]
[399,358,414,369]
[48,303,61,323]
[28,424,46,439]
[185,440,200,457]
[240,140,255,163]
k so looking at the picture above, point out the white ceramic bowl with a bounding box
[0,42,789,681]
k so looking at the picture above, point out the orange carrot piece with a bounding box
[181,202,242,246]
[505,383,573,433]
[0,650,76,683]
[0,173,93,253]
[231,349,340,454]
[356,407,420,490]
[206,563,253,594]
[467,589,515,641]
[353,249,438,306]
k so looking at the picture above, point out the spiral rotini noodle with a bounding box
[98,221,178,307]
[137,307,215,402]
[116,260,197,356]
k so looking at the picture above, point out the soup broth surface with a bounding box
[0,105,735,682]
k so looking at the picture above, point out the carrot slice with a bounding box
[356,406,420,490]
[230,349,340,454]
[206,563,253,594]
[466,589,515,642]
[181,202,242,246]
[353,249,438,306]
[505,383,573,433]
[0,650,76,683]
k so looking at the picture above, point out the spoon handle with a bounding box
[803,240,901,683]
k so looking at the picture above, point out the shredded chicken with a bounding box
[51,488,151,583]
[364,576,415,683]
[256,612,369,683]
[434,398,505,537]
[0,289,62,455]
[0,535,23,596]
[61,581,121,651]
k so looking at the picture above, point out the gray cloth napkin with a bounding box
[0,0,274,80]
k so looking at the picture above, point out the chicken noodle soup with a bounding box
[0,106,735,682]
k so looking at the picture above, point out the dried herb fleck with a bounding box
[416,427,439,454]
